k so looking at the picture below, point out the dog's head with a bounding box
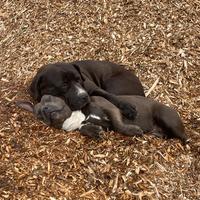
[29,63,90,110]
[16,95,72,128]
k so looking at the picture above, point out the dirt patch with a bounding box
[0,0,199,199]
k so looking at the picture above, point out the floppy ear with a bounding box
[16,101,34,113]
[29,74,42,101]
[72,64,85,81]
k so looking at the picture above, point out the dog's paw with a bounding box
[88,124,103,140]
[119,102,137,120]
[133,126,143,136]
[80,124,103,140]
[123,125,143,137]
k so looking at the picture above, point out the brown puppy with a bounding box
[17,95,188,144]
[29,60,145,120]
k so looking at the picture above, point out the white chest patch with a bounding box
[62,111,86,131]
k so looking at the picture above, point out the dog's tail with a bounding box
[153,103,188,144]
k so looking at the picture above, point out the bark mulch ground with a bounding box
[0,1,199,199]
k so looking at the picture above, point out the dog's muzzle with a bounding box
[68,93,90,110]
[66,85,90,110]
[41,105,63,125]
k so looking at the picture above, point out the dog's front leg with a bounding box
[83,80,137,120]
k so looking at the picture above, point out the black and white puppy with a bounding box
[29,60,145,120]
[17,95,188,144]
[16,95,105,139]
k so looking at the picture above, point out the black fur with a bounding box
[29,60,145,119]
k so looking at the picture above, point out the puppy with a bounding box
[16,95,188,144]
[29,60,145,120]
[16,95,103,139]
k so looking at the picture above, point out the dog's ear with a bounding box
[29,74,42,101]
[72,64,85,81]
[16,101,34,113]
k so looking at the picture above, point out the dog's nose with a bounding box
[42,106,54,115]
[80,94,89,103]
[43,106,50,112]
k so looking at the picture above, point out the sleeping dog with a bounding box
[17,95,188,144]
[29,60,145,120]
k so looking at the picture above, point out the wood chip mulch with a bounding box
[0,1,199,199]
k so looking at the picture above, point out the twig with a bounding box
[146,77,160,97]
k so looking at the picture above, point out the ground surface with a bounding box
[0,0,200,199]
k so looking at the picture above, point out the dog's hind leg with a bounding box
[107,109,143,136]
[153,104,188,144]
[83,80,137,120]
[91,97,143,137]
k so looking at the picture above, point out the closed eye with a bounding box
[62,84,69,90]
[42,87,54,93]
[42,87,62,97]
[36,110,43,120]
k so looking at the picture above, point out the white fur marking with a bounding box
[62,111,86,131]
[75,85,87,96]
[87,114,101,120]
